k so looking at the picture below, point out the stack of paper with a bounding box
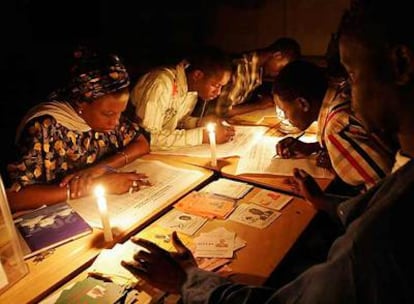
[87,241,143,286]
[194,227,246,259]
[174,191,236,219]
[201,178,253,199]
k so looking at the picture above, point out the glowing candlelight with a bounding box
[94,185,113,242]
[206,123,217,167]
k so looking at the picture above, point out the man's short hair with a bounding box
[262,37,301,60]
[272,60,327,105]
[185,46,232,77]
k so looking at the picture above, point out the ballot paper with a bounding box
[201,178,253,199]
[194,227,246,259]
[151,125,269,157]
[229,203,281,229]
[174,191,236,219]
[194,229,235,258]
[236,133,333,178]
[246,188,293,211]
[157,209,208,236]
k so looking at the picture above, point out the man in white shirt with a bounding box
[130,47,234,150]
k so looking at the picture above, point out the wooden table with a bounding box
[41,184,317,303]
[180,187,317,285]
[0,157,213,304]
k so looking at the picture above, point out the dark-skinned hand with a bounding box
[121,231,197,294]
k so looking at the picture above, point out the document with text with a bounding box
[236,135,333,178]
[69,159,205,229]
[151,125,269,158]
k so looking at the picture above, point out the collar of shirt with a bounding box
[392,150,412,173]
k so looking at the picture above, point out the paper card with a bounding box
[174,191,236,219]
[135,226,193,252]
[247,189,293,210]
[229,203,281,229]
[200,227,246,251]
[55,277,126,304]
[157,209,207,236]
[194,234,234,258]
[201,178,253,199]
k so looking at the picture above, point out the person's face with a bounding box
[274,94,314,131]
[339,36,398,133]
[263,52,290,78]
[191,70,231,101]
[79,89,129,132]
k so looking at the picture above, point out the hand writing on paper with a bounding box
[275,133,309,158]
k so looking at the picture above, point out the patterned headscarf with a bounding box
[51,47,130,103]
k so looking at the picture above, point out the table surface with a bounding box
[0,156,213,304]
[40,185,317,303]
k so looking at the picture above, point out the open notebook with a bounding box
[14,202,93,259]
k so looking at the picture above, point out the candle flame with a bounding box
[94,184,105,197]
[206,123,216,133]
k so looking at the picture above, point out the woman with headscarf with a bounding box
[6,47,150,212]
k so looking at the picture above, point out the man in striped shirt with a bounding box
[213,37,301,118]
[273,60,395,192]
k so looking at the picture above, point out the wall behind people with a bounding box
[1,0,349,178]
[206,0,349,56]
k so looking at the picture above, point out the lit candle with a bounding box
[94,185,113,242]
[206,123,217,167]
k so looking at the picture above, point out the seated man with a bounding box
[214,37,301,118]
[273,60,395,192]
[122,1,413,302]
[129,47,235,150]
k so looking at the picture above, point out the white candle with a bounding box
[94,185,113,242]
[206,123,217,167]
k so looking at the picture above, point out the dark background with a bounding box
[0,0,348,177]
[1,0,225,174]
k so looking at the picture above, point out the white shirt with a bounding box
[130,62,203,150]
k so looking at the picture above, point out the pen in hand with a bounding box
[272,132,305,159]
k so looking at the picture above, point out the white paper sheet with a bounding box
[236,134,333,178]
[151,126,269,158]
[69,159,204,229]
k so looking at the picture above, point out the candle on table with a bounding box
[206,123,217,167]
[94,185,113,242]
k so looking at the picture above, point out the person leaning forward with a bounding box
[6,47,150,212]
[122,1,413,303]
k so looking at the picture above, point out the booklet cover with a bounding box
[14,202,93,259]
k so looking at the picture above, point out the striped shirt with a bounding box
[215,52,262,117]
[317,86,394,189]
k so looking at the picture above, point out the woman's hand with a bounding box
[95,172,151,195]
[66,171,150,199]
[59,164,111,188]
